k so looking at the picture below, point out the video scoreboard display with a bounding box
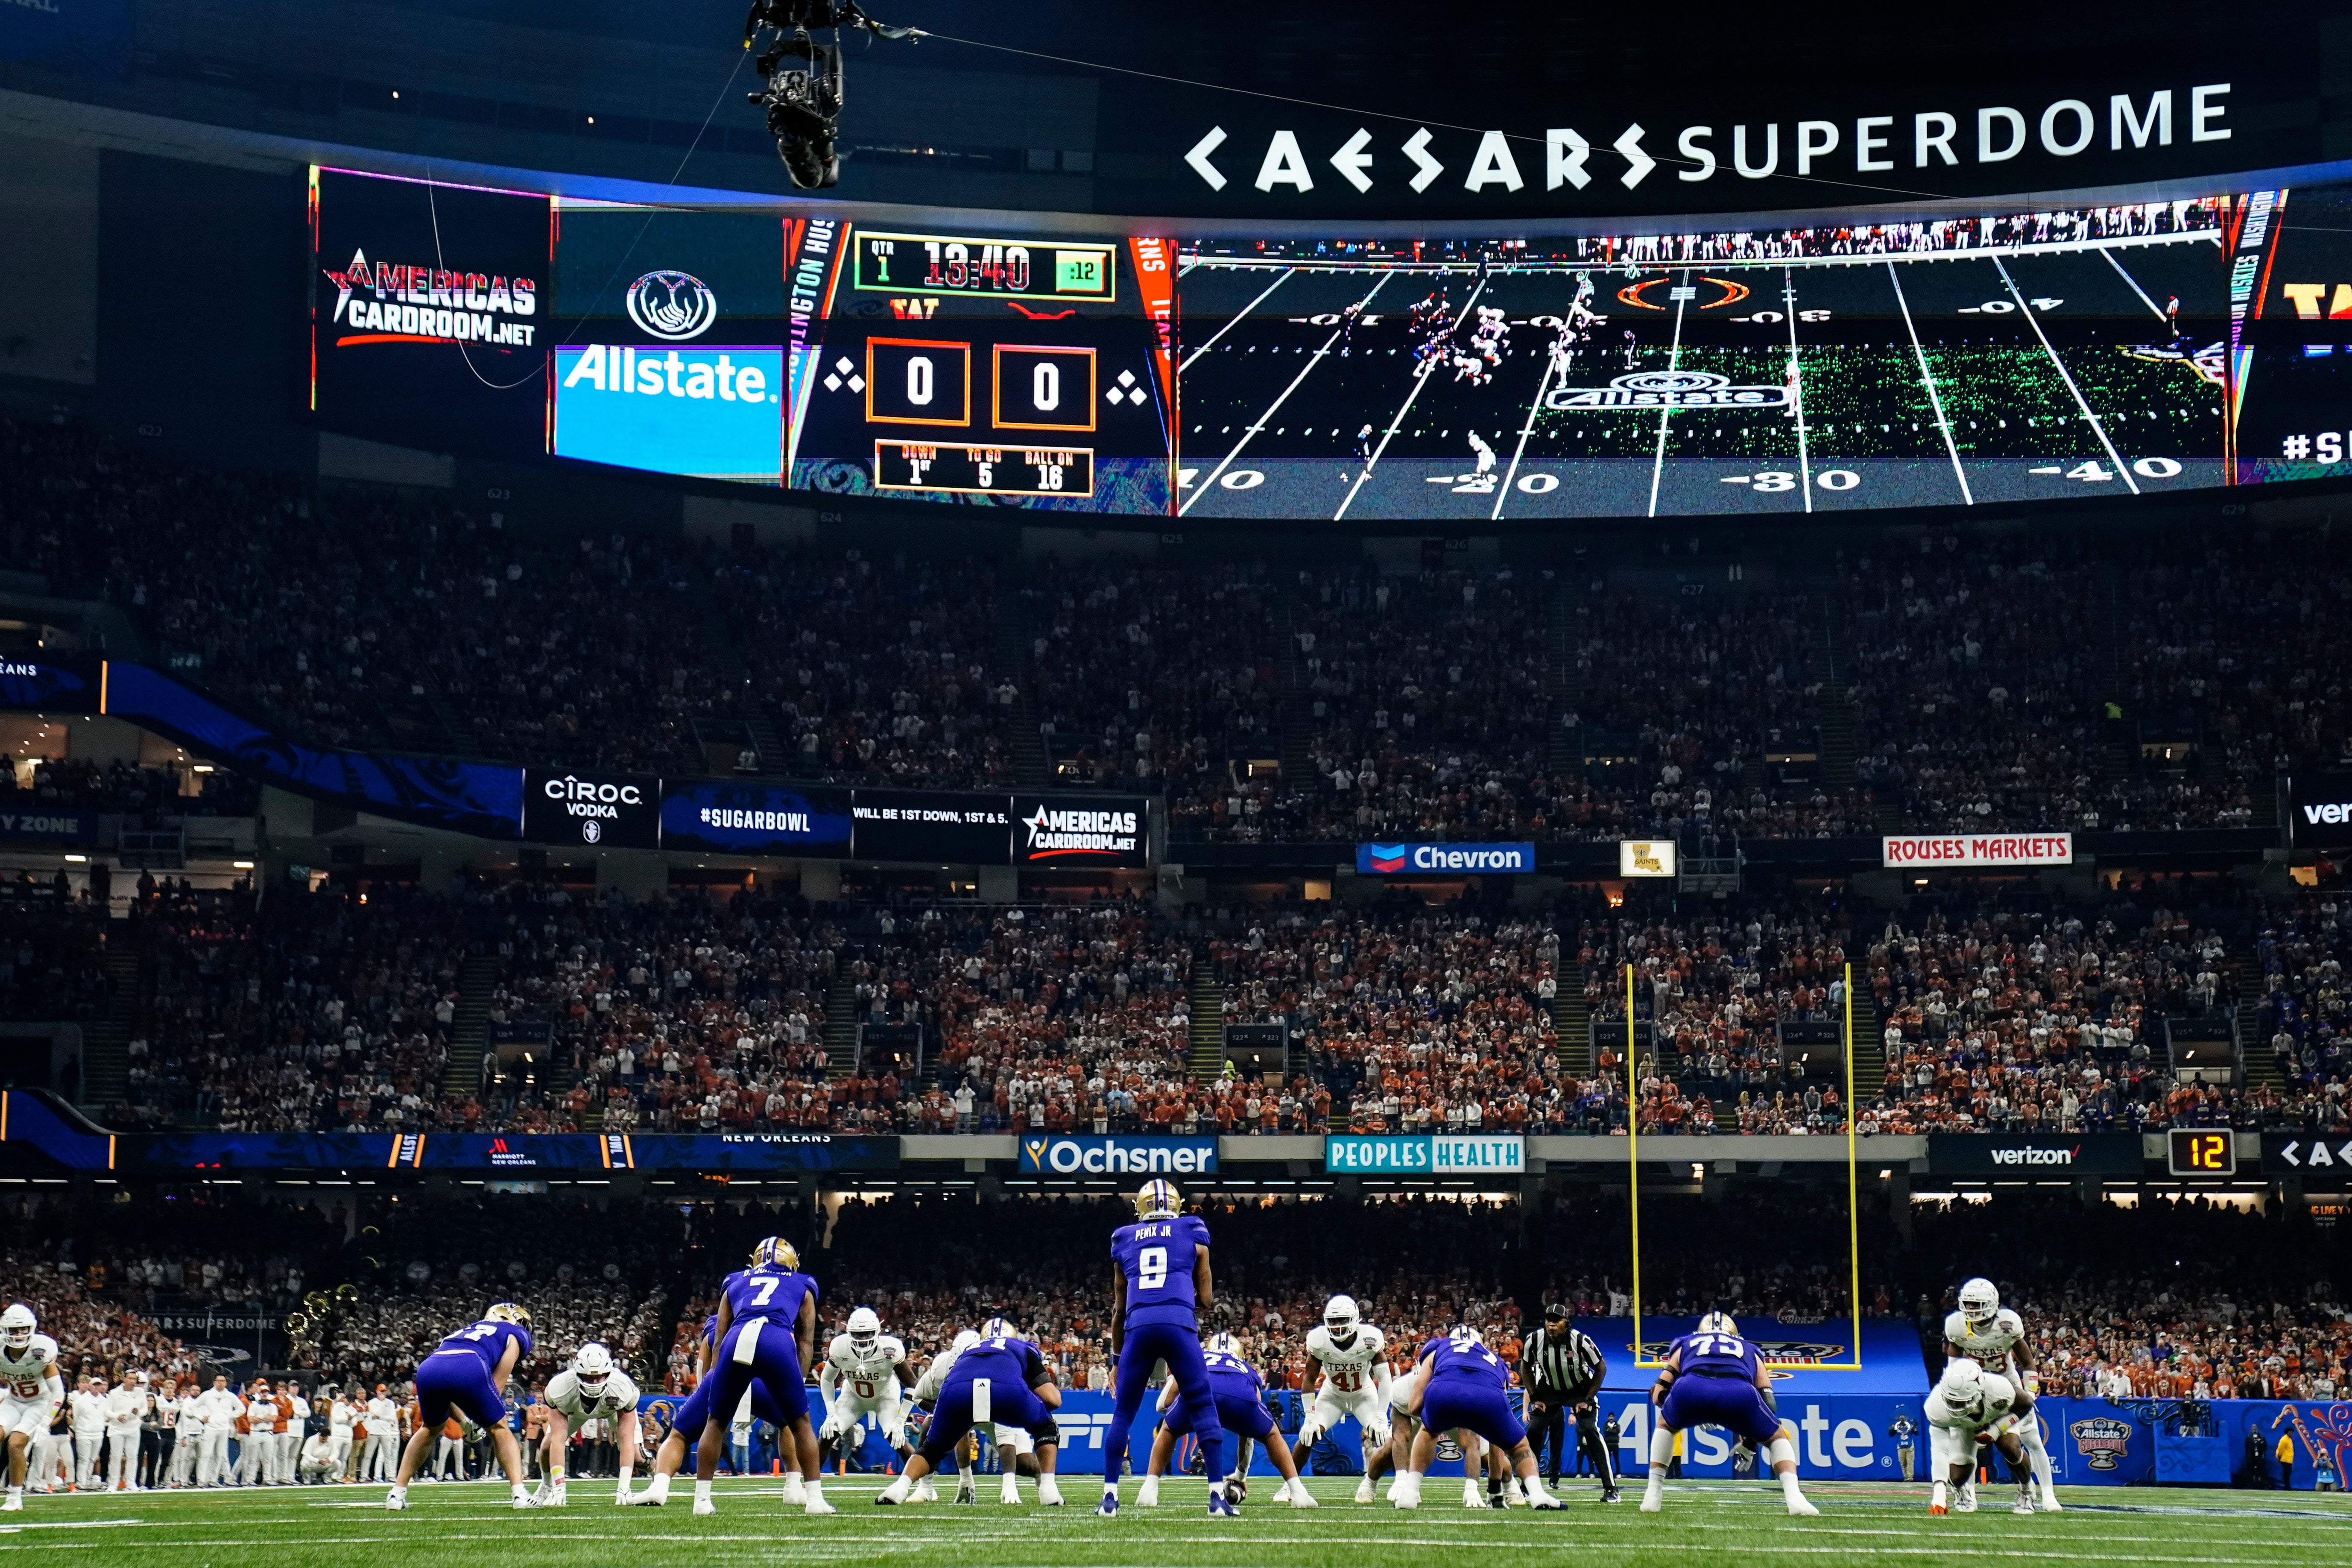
[303,166,2352,521]
[788,225,1173,513]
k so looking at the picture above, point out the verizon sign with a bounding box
[1881,832,2072,869]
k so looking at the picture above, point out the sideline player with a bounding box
[691,1236,829,1517]
[820,1307,915,1475]
[384,1302,539,1511]
[1099,1179,1231,1517]
[1944,1278,2060,1512]
[1924,1358,2039,1515]
[1136,1330,1316,1507]
[1296,1294,1391,1501]
[0,1305,63,1511]
[535,1343,641,1506]
[874,1327,1064,1506]
[1388,1326,1562,1510]
[1638,1312,1817,1516]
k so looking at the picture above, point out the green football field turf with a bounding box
[10,1475,2349,1568]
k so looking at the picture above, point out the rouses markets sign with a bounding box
[1882,833,2072,869]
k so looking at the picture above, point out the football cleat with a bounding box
[384,1491,408,1511]
[1097,1489,1119,1516]
[1285,1480,1319,1508]
[2040,1490,2064,1513]
[1353,1477,1377,1504]
[2012,1495,2036,1515]
[0,1494,18,1512]
[1929,1502,1949,1515]
[1787,1496,1821,1517]
[692,1496,717,1516]
[805,1495,836,1515]
[1207,1491,1240,1517]
[1603,1486,1623,1503]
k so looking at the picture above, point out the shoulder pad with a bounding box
[1997,1309,2024,1333]
[826,1334,853,1358]
[882,1337,907,1360]
[1363,1325,1386,1351]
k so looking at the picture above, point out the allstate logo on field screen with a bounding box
[1016,1135,1217,1176]
[1544,369,1792,412]
[626,269,717,339]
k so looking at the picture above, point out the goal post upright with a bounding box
[1625,960,1650,1366]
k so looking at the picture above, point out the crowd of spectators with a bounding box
[1,757,260,819]
[12,407,2352,843]
[37,876,2352,1140]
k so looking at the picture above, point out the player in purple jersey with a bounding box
[626,1313,798,1507]
[1388,1327,1563,1509]
[690,1236,829,1517]
[1137,1335,1316,1507]
[874,1330,1065,1506]
[1640,1312,1817,1516]
[1099,1179,1233,1517]
[385,1303,537,1511]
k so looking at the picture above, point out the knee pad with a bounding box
[1033,1418,1060,1448]
[1766,1435,1798,1470]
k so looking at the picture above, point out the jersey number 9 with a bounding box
[1138,1246,1168,1291]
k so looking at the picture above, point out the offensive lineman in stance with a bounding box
[385,1303,538,1511]
[1100,1179,1232,1516]
[1943,1278,2060,1512]
[1388,1326,1563,1509]
[1640,1312,1817,1517]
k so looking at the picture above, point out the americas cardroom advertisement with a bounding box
[310,167,552,456]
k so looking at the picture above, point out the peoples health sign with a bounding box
[1015,1135,1217,1176]
[1356,841,1534,874]
[1325,1135,1525,1174]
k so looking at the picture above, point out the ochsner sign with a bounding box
[1881,833,2071,869]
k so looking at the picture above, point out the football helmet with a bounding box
[486,1302,531,1329]
[1939,1357,1987,1422]
[981,1315,1017,1340]
[1448,1324,1483,1347]
[751,1236,800,1272]
[1957,1278,2000,1328]
[573,1342,615,1392]
[1206,1330,1242,1355]
[847,1308,882,1354]
[948,1329,980,1357]
[1324,1295,1361,1344]
[1697,1311,1740,1337]
[1134,1179,1180,1221]
[1,1304,34,1349]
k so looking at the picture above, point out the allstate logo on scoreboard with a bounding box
[1017,1135,1217,1176]
[1325,1135,1524,1173]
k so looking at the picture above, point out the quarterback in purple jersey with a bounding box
[1099,1179,1234,1517]
[1389,1326,1563,1509]
[385,1303,537,1511]
[1641,1313,1818,1516]
[690,1236,830,1516]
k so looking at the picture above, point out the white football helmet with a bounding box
[1324,1294,1360,1343]
[847,1307,882,1354]
[1939,1357,1987,1422]
[572,1342,614,1392]
[3,1304,35,1349]
[1957,1278,2000,1328]
[1134,1179,1181,1221]
[1697,1311,1740,1337]
[948,1329,980,1357]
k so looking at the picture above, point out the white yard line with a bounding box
[1886,260,1974,506]
[1647,270,1692,518]
[1993,255,2140,495]
[1334,273,1494,521]
[1178,267,1296,373]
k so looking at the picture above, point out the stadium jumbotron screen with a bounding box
[307,167,2349,520]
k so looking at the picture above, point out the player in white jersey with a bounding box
[1923,1358,2039,1515]
[0,1304,65,1511]
[1942,1278,2059,1512]
[534,1343,642,1507]
[820,1308,916,1475]
[1296,1295,1393,1504]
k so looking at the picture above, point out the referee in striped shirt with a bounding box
[1522,1305,1617,1500]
